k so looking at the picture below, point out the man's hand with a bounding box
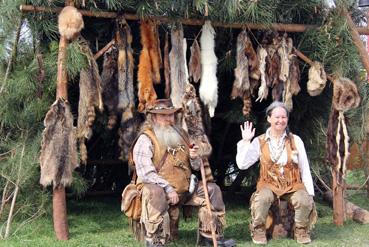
[167,191,179,205]
[189,144,200,160]
[240,121,255,142]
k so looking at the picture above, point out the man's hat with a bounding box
[146,99,182,114]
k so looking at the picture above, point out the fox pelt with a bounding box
[40,99,78,188]
[170,24,188,108]
[77,38,103,164]
[182,83,214,181]
[332,77,360,112]
[137,21,158,112]
[189,39,201,83]
[58,6,84,40]
[231,30,250,99]
[307,61,327,96]
[200,21,218,118]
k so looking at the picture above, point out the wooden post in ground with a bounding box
[332,169,345,225]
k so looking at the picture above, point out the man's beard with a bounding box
[153,124,184,148]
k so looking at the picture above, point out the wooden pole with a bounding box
[19,4,369,35]
[93,39,115,60]
[199,159,218,247]
[343,7,369,78]
[332,169,345,226]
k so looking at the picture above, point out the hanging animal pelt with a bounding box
[332,77,360,112]
[169,24,188,108]
[231,30,250,99]
[118,112,141,161]
[307,61,327,96]
[164,32,171,98]
[58,6,84,40]
[288,54,301,96]
[266,35,281,88]
[188,39,201,83]
[243,95,252,116]
[77,38,103,164]
[182,83,214,182]
[137,21,158,112]
[200,21,218,118]
[277,36,292,83]
[256,45,268,102]
[40,99,78,188]
[101,45,119,129]
[244,32,260,81]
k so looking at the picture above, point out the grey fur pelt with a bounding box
[169,24,188,108]
[77,38,103,164]
[200,21,218,118]
[40,99,78,188]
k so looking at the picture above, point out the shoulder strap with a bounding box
[172,125,191,146]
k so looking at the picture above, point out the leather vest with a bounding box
[142,127,191,194]
[257,133,305,197]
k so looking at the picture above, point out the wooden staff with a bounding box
[199,158,218,247]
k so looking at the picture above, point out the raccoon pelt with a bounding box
[256,45,268,102]
[231,30,250,99]
[289,54,301,96]
[169,24,188,108]
[116,17,135,111]
[189,39,201,83]
[138,21,158,112]
[77,38,103,164]
[58,6,84,40]
[332,77,360,112]
[200,21,218,118]
[101,45,119,129]
[40,99,78,188]
[164,32,171,98]
[307,61,327,96]
[182,83,214,181]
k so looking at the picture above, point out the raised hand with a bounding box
[240,121,255,142]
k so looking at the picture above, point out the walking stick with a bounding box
[199,158,218,247]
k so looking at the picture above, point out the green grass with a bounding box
[2,192,369,247]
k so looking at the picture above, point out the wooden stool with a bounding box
[265,199,295,239]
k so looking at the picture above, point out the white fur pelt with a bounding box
[40,99,78,188]
[58,6,84,40]
[256,45,268,102]
[307,61,327,96]
[169,24,188,108]
[200,21,218,118]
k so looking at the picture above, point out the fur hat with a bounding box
[146,99,182,114]
[332,77,360,112]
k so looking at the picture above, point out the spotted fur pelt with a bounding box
[77,38,103,164]
[169,24,188,108]
[58,6,84,40]
[307,61,327,96]
[182,83,214,181]
[332,77,360,112]
[40,99,78,188]
[137,21,158,112]
[231,30,250,99]
[189,39,201,83]
[200,21,218,118]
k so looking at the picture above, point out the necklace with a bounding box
[268,136,285,163]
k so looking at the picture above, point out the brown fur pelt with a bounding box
[182,83,214,181]
[244,32,260,81]
[40,99,78,188]
[332,77,360,112]
[231,30,250,99]
[266,36,281,88]
[164,32,171,98]
[58,6,84,40]
[288,54,301,96]
[307,61,327,96]
[101,45,119,129]
[170,24,188,108]
[242,95,252,116]
[77,38,103,164]
[137,21,158,112]
[118,111,141,161]
[272,78,284,101]
[188,39,201,83]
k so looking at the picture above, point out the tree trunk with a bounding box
[332,169,345,225]
[53,187,69,240]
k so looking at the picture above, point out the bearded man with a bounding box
[132,99,235,247]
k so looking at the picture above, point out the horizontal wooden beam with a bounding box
[20,4,369,35]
